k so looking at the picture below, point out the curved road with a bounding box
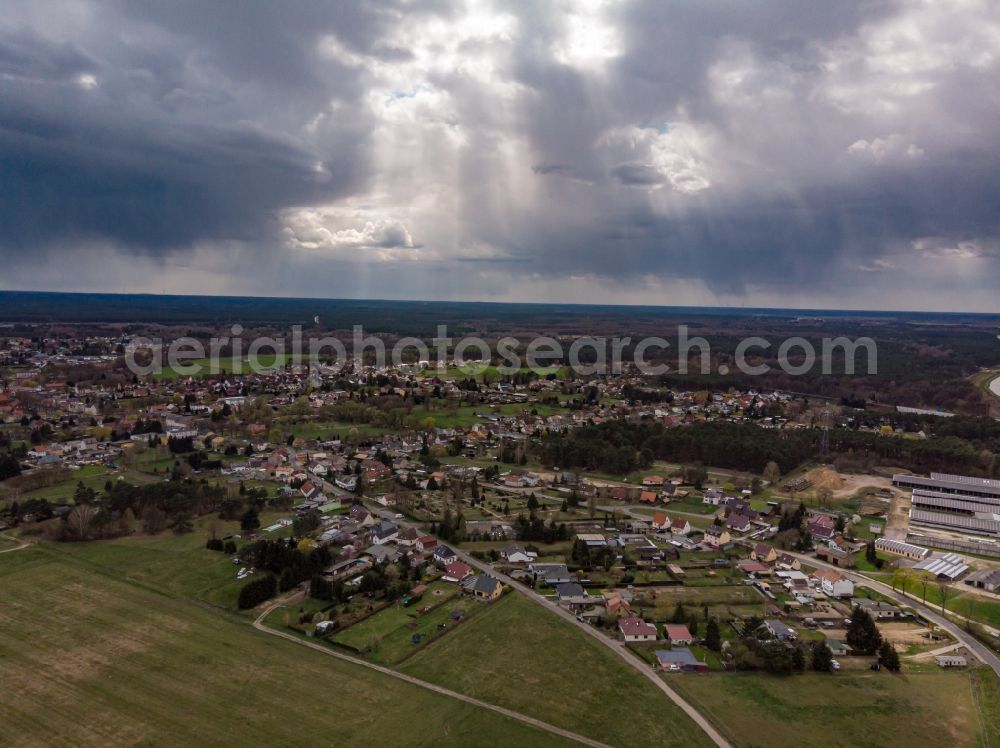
[361,503,731,748]
[253,605,612,748]
[784,550,1000,677]
[446,545,732,748]
[0,536,30,554]
[990,374,1000,399]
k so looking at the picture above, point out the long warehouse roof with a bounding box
[894,473,1000,498]
[909,508,1000,535]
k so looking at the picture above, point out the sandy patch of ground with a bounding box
[795,466,895,501]
[884,491,911,541]
[879,622,938,647]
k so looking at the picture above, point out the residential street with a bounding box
[784,550,1000,678]
[364,503,732,748]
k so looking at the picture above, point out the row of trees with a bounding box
[239,537,332,589]
[538,419,1000,477]
[237,574,278,609]
[515,515,570,544]
[725,611,900,673]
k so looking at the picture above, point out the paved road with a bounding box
[443,544,732,748]
[252,605,612,748]
[784,549,1000,677]
[361,502,730,747]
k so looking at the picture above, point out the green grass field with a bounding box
[0,547,571,748]
[37,513,288,610]
[670,669,1000,748]
[418,364,565,381]
[401,592,712,748]
[888,576,1000,628]
[152,352,291,380]
[328,581,489,664]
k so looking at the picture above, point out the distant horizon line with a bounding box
[0,287,999,318]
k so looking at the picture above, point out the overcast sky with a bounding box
[2,0,1000,311]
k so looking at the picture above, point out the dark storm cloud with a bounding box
[0,1,382,253]
[1,0,999,309]
[0,27,93,82]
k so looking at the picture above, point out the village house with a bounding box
[751,543,777,564]
[816,545,852,567]
[396,526,419,546]
[702,487,724,505]
[726,512,752,533]
[609,486,629,502]
[432,545,457,565]
[663,624,694,645]
[618,617,658,642]
[807,514,837,541]
[852,598,901,619]
[462,575,503,601]
[775,553,801,570]
[738,560,771,577]
[670,518,691,535]
[702,524,731,549]
[370,521,399,545]
[651,512,671,531]
[655,648,708,672]
[362,545,401,564]
[442,561,474,582]
[765,619,797,643]
[603,591,631,616]
[764,618,798,644]
[415,535,438,553]
[811,568,854,598]
[335,475,358,492]
[500,544,537,564]
[530,563,573,586]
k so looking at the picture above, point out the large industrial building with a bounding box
[894,472,1000,538]
[893,472,1000,501]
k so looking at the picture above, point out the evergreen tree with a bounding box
[792,646,806,671]
[865,540,878,566]
[846,605,882,655]
[811,641,833,672]
[310,574,332,600]
[672,602,687,624]
[879,641,901,672]
[240,507,260,533]
[705,618,722,652]
[238,574,278,609]
[278,567,297,592]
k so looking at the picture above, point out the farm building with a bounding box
[875,538,931,560]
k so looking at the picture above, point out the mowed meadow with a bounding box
[0,526,712,748]
[0,547,571,748]
[669,669,1000,748]
[401,593,713,748]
